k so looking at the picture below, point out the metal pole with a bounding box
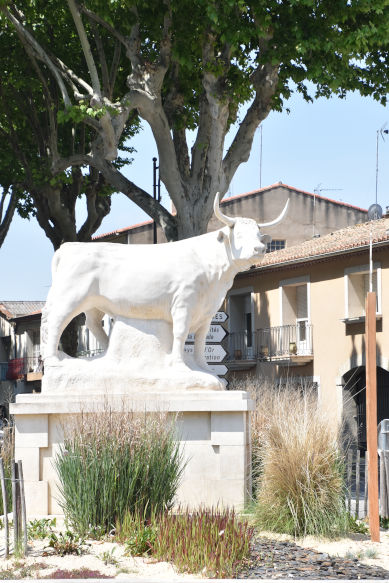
[153,157,157,244]
[0,459,9,558]
[365,291,380,542]
[376,130,379,205]
[259,125,263,189]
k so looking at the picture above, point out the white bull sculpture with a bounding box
[41,193,288,377]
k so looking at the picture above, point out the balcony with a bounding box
[257,324,313,366]
[5,356,43,381]
[227,324,313,369]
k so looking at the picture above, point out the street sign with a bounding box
[207,364,228,375]
[212,311,228,324]
[186,325,227,344]
[184,344,227,363]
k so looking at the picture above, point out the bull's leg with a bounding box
[85,309,109,351]
[44,305,82,359]
[193,323,211,372]
[170,306,191,369]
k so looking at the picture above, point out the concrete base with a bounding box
[10,391,254,516]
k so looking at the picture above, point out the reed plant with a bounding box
[0,424,14,514]
[233,378,348,537]
[152,507,254,578]
[54,408,184,536]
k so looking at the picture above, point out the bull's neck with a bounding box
[195,229,249,283]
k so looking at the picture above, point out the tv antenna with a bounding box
[375,123,388,205]
[312,184,343,237]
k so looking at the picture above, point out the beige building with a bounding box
[229,216,389,448]
[95,182,367,247]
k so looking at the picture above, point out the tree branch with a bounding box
[0,189,16,248]
[223,63,279,184]
[3,6,72,108]
[80,4,132,53]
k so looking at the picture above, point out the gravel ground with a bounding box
[0,520,388,580]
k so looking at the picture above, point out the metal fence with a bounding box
[3,356,43,380]
[345,448,389,519]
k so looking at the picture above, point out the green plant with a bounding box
[28,517,57,540]
[0,424,14,515]
[380,516,389,529]
[117,510,157,556]
[241,380,349,537]
[347,514,369,535]
[54,409,184,536]
[99,547,119,566]
[365,547,379,559]
[46,530,87,556]
[152,507,254,578]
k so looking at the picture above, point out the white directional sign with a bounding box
[184,344,227,363]
[186,325,227,344]
[212,311,228,324]
[207,364,228,375]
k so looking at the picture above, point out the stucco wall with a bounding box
[231,244,389,424]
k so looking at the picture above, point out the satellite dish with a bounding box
[368,203,383,221]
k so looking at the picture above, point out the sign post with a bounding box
[365,291,380,542]
[185,312,229,383]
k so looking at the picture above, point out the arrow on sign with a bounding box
[184,344,227,363]
[212,311,228,324]
[186,325,227,344]
[207,364,228,375]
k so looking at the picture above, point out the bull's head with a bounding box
[214,192,289,265]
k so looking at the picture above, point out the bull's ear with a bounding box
[217,230,227,242]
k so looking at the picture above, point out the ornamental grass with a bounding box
[233,378,348,538]
[152,507,254,578]
[54,408,184,536]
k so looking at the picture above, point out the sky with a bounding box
[1,89,389,301]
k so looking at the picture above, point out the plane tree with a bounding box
[3,0,389,240]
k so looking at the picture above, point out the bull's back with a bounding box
[49,241,198,319]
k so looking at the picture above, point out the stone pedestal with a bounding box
[10,391,253,516]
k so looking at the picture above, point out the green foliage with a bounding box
[27,518,57,540]
[380,516,389,530]
[54,410,184,536]
[99,546,119,566]
[152,507,254,578]
[347,514,369,535]
[46,530,87,557]
[116,509,157,556]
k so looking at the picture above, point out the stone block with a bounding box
[176,412,211,441]
[24,481,48,517]
[15,414,48,449]
[211,411,247,445]
[14,447,40,482]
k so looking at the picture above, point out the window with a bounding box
[279,276,312,356]
[227,288,254,360]
[266,239,285,253]
[344,263,381,319]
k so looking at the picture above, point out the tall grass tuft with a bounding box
[233,378,348,537]
[0,424,14,514]
[152,507,254,578]
[54,408,184,536]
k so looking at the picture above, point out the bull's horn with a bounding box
[258,199,289,228]
[214,192,236,228]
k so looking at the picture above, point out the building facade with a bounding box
[227,216,389,446]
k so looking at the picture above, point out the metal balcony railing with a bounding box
[257,323,313,359]
[227,324,313,361]
[227,331,256,361]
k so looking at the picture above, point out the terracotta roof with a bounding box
[223,182,367,213]
[0,301,45,319]
[93,219,153,240]
[255,217,389,270]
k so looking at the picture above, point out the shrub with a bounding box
[235,378,348,537]
[152,507,254,578]
[54,408,184,536]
